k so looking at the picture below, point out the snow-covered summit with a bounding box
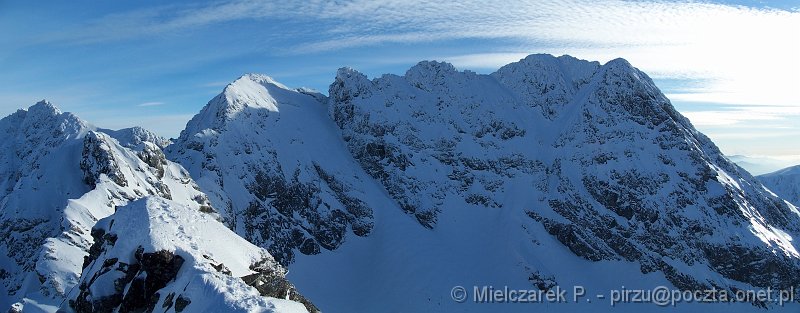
[0,100,91,155]
[404,60,461,91]
[168,74,381,266]
[177,73,328,138]
[492,54,600,118]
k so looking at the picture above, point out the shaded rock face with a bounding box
[328,55,800,300]
[524,60,800,293]
[242,165,372,264]
[330,64,542,228]
[80,132,127,188]
[137,142,168,179]
[71,228,184,313]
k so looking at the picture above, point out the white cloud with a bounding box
[682,110,777,126]
[24,0,800,155]
[680,105,800,126]
[137,101,164,107]
[52,0,798,107]
[199,81,230,88]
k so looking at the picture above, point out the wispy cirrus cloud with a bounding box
[199,81,230,88]
[44,0,799,107]
[137,101,164,107]
[680,106,800,127]
[9,0,799,156]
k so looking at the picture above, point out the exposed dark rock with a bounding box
[174,294,191,313]
[243,166,372,265]
[211,262,232,275]
[241,258,320,313]
[528,271,557,291]
[71,243,184,313]
[161,292,175,311]
[137,143,167,179]
[80,132,127,188]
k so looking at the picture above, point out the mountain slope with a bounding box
[759,165,800,207]
[165,54,800,311]
[295,55,800,311]
[166,74,388,266]
[0,102,313,313]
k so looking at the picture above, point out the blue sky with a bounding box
[1,0,798,161]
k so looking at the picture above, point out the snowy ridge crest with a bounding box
[67,196,316,313]
[0,102,225,312]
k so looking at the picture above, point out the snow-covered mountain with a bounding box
[166,74,382,266]
[5,54,800,313]
[759,165,800,207]
[168,54,800,312]
[0,102,313,312]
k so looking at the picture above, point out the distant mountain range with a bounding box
[726,155,800,176]
[759,165,800,208]
[2,54,800,312]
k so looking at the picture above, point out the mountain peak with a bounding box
[593,56,661,100]
[189,73,287,125]
[405,60,457,77]
[0,100,92,145]
[491,53,600,118]
[334,67,370,85]
[218,73,303,114]
[27,99,62,117]
[177,72,327,141]
[604,57,633,67]
[235,73,290,90]
[403,60,461,91]
[597,57,640,78]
